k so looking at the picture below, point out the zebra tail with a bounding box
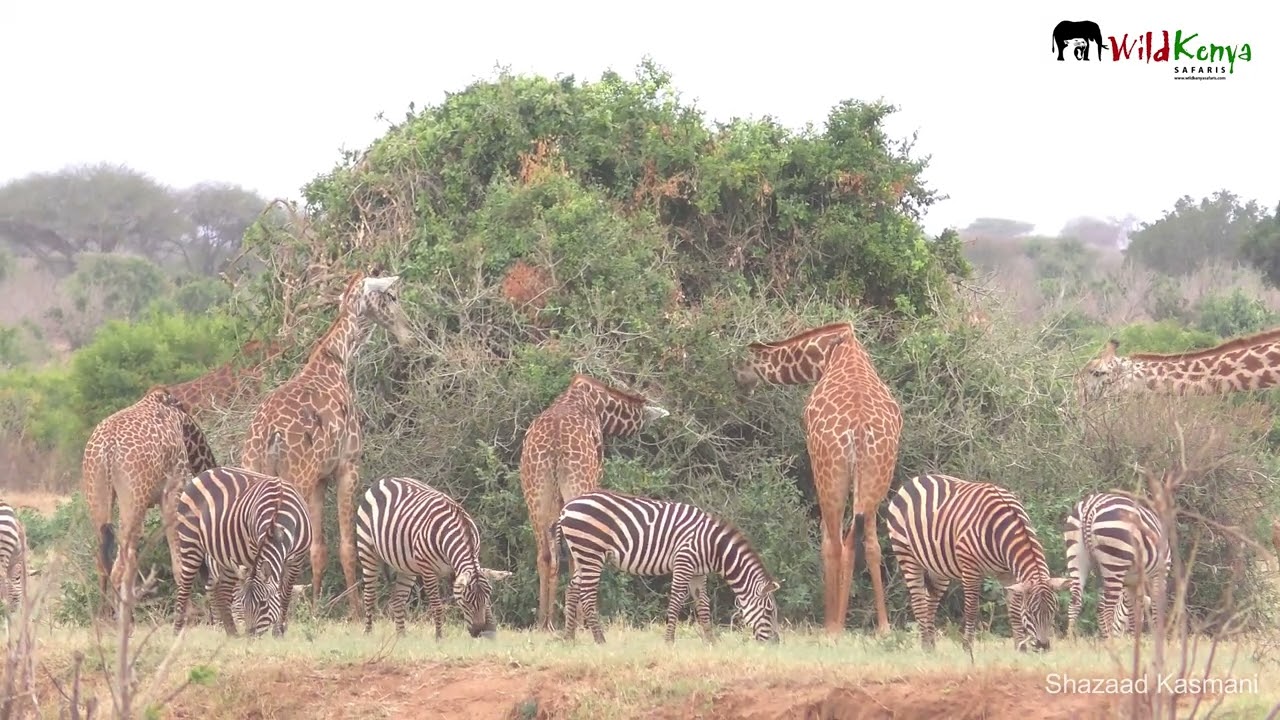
[545,519,564,563]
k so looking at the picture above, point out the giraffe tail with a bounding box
[100,523,118,577]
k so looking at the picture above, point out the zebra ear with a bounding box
[765,580,781,594]
[1047,577,1072,591]
[1005,581,1030,594]
[481,568,512,582]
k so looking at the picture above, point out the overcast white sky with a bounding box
[2,0,1276,238]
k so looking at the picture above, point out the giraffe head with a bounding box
[1075,338,1132,405]
[566,375,670,436]
[732,324,851,394]
[1005,576,1071,651]
[343,272,414,346]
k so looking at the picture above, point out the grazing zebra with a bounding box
[356,477,511,638]
[886,473,1070,654]
[0,502,28,613]
[1064,492,1169,639]
[552,489,781,644]
[172,467,311,637]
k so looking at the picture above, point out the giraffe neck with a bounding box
[303,299,372,375]
[745,324,854,386]
[1122,352,1280,394]
[570,382,649,437]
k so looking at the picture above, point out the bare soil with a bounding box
[158,662,1125,720]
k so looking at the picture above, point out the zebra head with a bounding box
[1006,576,1071,651]
[452,567,511,639]
[241,529,288,637]
[734,578,782,643]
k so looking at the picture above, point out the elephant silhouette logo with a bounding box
[1053,20,1109,61]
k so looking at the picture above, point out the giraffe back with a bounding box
[82,388,203,512]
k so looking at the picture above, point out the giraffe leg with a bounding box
[112,496,145,619]
[305,489,328,608]
[86,467,115,615]
[819,506,845,636]
[334,462,363,620]
[856,510,891,636]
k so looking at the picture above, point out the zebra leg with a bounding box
[960,575,982,658]
[899,560,939,651]
[212,576,239,637]
[575,567,606,644]
[664,564,693,644]
[1007,588,1028,652]
[1097,580,1120,641]
[421,569,445,640]
[563,573,582,642]
[389,573,415,636]
[172,552,203,635]
[688,575,713,643]
[357,541,380,635]
[278,559,302,637]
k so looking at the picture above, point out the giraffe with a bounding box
[733,321,901,637]
[1075,328,1280,406]
[81,386,219,614]
[520,373,670,631]
[167,337,287,419]
[240,272,412,618]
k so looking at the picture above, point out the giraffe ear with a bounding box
[642,404,670,422]
[362,275,400,294]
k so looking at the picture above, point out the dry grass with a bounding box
[9,619,1277,719]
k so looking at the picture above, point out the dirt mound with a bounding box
[159,662,1124,720]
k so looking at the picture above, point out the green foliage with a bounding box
[0,310,242,463]
[1193,289,1279,338]
[1125,190,1265,276]
[166,277,233,316]
[1237,202,1280,287]
[290,60,966,317]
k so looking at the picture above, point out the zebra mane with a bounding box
[246,479,286,581]
[444,497,482,574]
[707,512,775,584]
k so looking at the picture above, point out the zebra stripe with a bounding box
[552,489,780,644]
[356,477,509,638]
[172,467,311,637]
[886,473,1070,654]
[1064,492,1169,639]
[0,503,27,613]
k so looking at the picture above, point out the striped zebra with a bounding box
[1064,492,1169,639]
[551,489,781,644]
[172,467,311,637]
[0,502,28,613]
[356,477,511,638]
[886,473,1070,654]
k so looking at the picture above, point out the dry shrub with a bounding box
[500,260,555,325]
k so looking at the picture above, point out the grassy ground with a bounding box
[12,614,1279,720]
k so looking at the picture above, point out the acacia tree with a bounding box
[1125,191,1264,275]
[0,164,188,274]
[174,182,270,275]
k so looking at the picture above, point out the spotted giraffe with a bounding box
[167,337,287,420]
[240,272,412,618]
[1076,328,1280,406]
[81,386,219,614]
[520,373,669,631]
[734,322,901,637]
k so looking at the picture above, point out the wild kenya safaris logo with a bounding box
[1052,19,1252,80]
